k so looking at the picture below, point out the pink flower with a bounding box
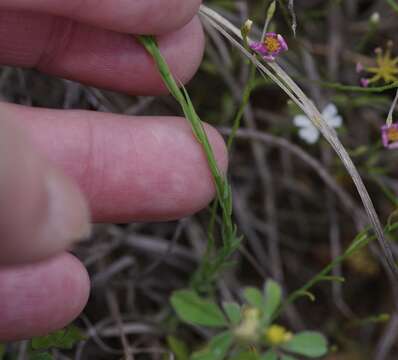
[381,124,398,149]
[356,62,364,73]
[360,78,370,87]
[250,33,288,61]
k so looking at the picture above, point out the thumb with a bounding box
[0,117,91,264]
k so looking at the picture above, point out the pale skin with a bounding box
[0,0,228,341]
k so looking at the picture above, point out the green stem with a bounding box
[386,0,398,13]
[227,63,257,149]
[138,35,241,293]
[274,222,398,320]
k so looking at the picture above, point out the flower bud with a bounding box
[265,324,293,346]
[266,1,277,22]
[370,12,380,25]
[242,19,253,39]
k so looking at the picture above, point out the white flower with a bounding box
[370,12,380,25]
[293,103,343,144]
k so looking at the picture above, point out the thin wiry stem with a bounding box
[138,35,240,292]
[261,1,276,41]
[288,0,297,36]
[199,4,398,280]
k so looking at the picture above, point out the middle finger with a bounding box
[0,10,204,95]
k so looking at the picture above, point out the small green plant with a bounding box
[0,325,85,360]
[30,325,85,352]
[170,280,328,359]
[166,218,398,359]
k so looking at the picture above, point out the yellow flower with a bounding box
[361,42,398,86]
[265,325,293,346]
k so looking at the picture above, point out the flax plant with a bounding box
[138,36,241,292]
[198,4,398,280]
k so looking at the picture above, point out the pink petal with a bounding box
[360,78,370,88]
[277,34,288,51]
[381,124,398,149]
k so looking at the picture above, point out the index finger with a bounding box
[0,0,202,34]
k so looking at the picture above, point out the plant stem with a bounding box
[138,35,241,293]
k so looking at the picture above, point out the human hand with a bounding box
[0,0,227,341]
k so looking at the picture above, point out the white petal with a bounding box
[326,115,343,128]
[299,126,320,144]
[322,103,338,120]
[293,115,311,128]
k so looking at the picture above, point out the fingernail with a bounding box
[44,168,92,247]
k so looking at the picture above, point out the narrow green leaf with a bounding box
[260,350,278,360]
[280,224,398,316]
[139,34,241,293]
[167,336,190,360]
[348,313,390,328]
[171,290,228,327]
[294,290,316,302]
[318,276,345,283]
[264,280,282,318]
[282,331,328,358]
[386,0,398,13]
[243,288,264,308]
[222,302,242,325]
[191,332,233,360]
[30,353,53,360]
[344,231,369,256]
